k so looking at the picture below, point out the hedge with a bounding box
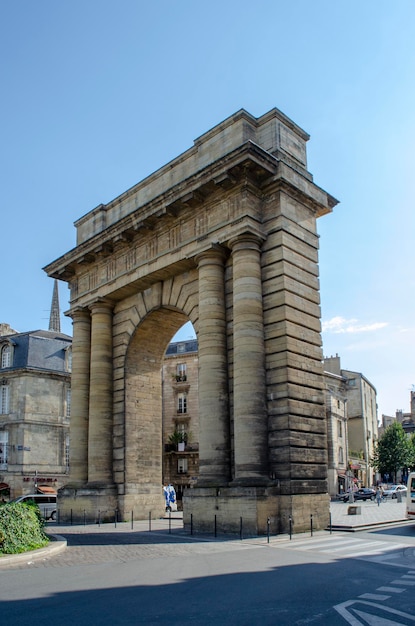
[0,502,49,554]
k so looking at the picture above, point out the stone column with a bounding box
[229,233,268,482]
[88,299,114,484]
[196,246,230,484]
[68,308,91,484]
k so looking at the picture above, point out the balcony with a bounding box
[174,374,187,383]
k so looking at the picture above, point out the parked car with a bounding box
[337,488,376,503]
[382,484,407,499]
[8,494,57,520]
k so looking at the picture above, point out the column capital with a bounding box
[88,298,114,315]
[67,306,91,322]
[195,244,227,267]
[228,231,265,253]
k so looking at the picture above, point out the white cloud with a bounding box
[322,316,388,334]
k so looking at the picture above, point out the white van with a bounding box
[10,494,57,520]
[406,472,415,521]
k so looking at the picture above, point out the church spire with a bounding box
[48,279,61,333]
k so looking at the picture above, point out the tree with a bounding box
[409,432,415,471]
[371,422,412,482]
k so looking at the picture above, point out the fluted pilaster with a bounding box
[88,300,114,484]
[196,246,230,484]
[230,234,268,481]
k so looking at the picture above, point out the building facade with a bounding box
[162,339,199,505]
[323,368,349,497]
[0,326,72,498]
[324,355,378,490]
[380,390,415,437]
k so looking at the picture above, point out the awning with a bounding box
[350,464,361,470]
[37,485,57,495]
[0,482,9,491]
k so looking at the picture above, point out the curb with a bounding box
[329,518,410,532]
[0,533,67,568]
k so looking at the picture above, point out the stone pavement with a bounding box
[329,497,408,530]
[0,499,410,569]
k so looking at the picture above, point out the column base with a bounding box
[183,486,330,536]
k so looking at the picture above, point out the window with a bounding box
[65,346,72,372]
[177,393,187,414]
[178,458,188,474]
[0,384,9,414]
[0,431,8,469]
[337,420,342,438]
[66,388,71,418]
[176,363,187,381]
[338,446,344,464]
[1,345,11,369]
[65,435,70,471]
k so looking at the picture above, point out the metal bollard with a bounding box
[240,517,243,540]
[98,510,101,527]
[329,512,332,534]
[289,515,292,540]
[310,514,313,537]
[148,510,151,532]
[169,509,171,534]
[267,517,270,544]
[115,509,118,528]
[83,510,86,526]
[70,509,73,526]
[214,514,217,537]
[190,513,193,536]
[131,510,134,530]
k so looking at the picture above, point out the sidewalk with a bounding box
[329,497,409,531]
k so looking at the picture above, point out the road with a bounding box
[0,519,415,625]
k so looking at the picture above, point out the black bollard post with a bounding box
[169,509,171,534]
[329,512,332,534]
[289,515,292,540]
[310,514,313,537]
[131,510,134,530]
[214,514,217,537]
[70,508,73,526]
[115,509,118,528]
[149,510,151,532]
[98,510,101,527]
[190,513,193,536]
[83,510,86,526]
[240,517,243,540]
[267,517,270,544]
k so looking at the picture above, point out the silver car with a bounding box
[382,484,407,499]
[10,494,57,520]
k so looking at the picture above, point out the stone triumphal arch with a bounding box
[45,108,337,534]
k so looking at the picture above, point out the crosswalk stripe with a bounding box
[278,536,409,559]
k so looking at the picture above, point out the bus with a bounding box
[406,472,415,521]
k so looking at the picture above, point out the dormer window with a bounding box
[1,344,12,369]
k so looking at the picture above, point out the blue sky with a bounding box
[1,2,414,418]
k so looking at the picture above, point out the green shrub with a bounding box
[0,502,49,554]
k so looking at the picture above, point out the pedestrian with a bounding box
[376,485,383,506]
